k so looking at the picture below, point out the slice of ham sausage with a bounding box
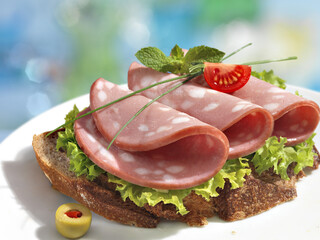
[128,62,274,159]
[74,78,229,190]
[194,75,320,146]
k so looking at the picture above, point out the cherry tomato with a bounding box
[203,62,251,93]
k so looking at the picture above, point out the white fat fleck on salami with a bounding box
[173,88,184,96]
[171,117,190,124]
[119,152,135,163]
[276,130,286,136]
[166,165,184,174]
[229,140,241,146]
[289,124,299,132]
[104,81,114,89]
[135,168,150,175]
[297,128,304,133]
[138,124,149,132]
[231,104,246,113]
[188,88,206,98]
[144,91,157,99]
[99,146,116,163]
[206,136,214,148]
[157,126,173,133]
[238,132,245,138]
[154,170,165,175]
[273,95,285,99]
[145,131,155,137]
[98,91,107,102]
[141,76,154,88]
[108,107,119,114]
[87,134,96,143]
[161,98,177,109]
[268,87,284,93]
[301,120,308,127]
[163,174,175,182]
[231,102,252,113]
[85,118,95,132]
[96,81,104,90]
[203,103,219,111]
[181,100,194,109]
[245,133,254,141]
[113,121,120,130]
[263,103,279,111]
[158,106,171,111]
[132,84,140,92]
[157,161,166,168]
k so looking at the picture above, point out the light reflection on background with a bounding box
[0,0,319,142]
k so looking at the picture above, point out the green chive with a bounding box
[221,43,253,62]
[107,73,201,149]
[241,56,297,65]
[46,72,195,137]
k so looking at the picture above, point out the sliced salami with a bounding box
[74,79,229,189]
[128,62,274,159]
[194,75,320,146]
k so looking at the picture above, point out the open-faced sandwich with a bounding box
[32,44,320,228]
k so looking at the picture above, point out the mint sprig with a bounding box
[135,45,225,75]
[49,43,297,150]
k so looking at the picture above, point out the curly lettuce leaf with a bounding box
[107,158,251,215]
[251,70,286,89]
[252,134,316,180]
[56,105,105,180]
[56,105,315,215]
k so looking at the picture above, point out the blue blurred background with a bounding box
[1,0,320,142]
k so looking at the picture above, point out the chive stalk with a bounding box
[46,73,195,137]
[107,73,201,149]
[241,56,297,65]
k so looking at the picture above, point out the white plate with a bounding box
[1,85,320,240]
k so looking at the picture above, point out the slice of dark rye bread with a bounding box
[32,131,320,228]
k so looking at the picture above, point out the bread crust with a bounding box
[32,132,160,228]
[32,131,320,227]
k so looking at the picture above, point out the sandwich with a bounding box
[32,44,320,228]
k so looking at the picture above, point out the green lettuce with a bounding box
[56,105,105,181]
[107,158,251,215]
[251,70,287,89]
[56,105,316,215]
[56,106,251,215]
[252,134,316,180]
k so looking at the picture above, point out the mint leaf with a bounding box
[135,47,171,73]
[135,45,225,74]
[251,70,286,89]
[181,46,225,73]
[184,46,225,64]
[170,44,184,60]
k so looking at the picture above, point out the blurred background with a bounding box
[1,0,319,142]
